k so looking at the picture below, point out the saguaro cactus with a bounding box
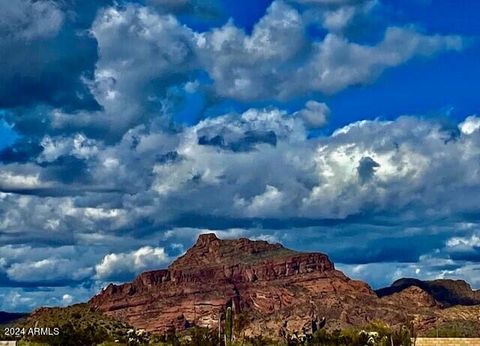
[224,306,233,345]
[218,312,223,345]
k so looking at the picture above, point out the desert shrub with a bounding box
[185,327,219,346]
[29,321,108,346]
[11,304,136,345]
[151,327,219,346]
[306,322,412,346]
[243,335,279,346]
[311,329,336,344]
[234,312,251,337]
[424,320,480,338]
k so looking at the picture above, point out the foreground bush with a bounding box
[423,320,480,338]
[290,321,413,346]
[7,310,418,346]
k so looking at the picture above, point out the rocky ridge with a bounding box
[89,234,480,336]
[376,278,480,306]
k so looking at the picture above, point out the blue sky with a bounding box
[0,0,479,312]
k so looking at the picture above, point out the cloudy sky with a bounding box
[1,0,480,312]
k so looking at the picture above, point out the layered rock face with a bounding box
[89,234,375,334]
[89,234,480,336]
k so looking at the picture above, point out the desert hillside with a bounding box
[87,234,480,337]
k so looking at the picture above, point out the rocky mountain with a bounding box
[0,311,27,325]
[90,234,380,335]
[89,233,480,337]
[376,278,480,306]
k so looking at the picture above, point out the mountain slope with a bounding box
[8,304,133,345]
[376,278,480,306]
[0,311,27,325]
[89,233,376,335]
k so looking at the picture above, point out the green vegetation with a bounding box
[423,320,480,338]
[2,317,416,346]
[304,321,413,346]
[1,304,133,346]
[6,306,479,346]
[150,328,277,346]
[150,320,413,346]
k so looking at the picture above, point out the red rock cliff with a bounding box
[89,234,376,334]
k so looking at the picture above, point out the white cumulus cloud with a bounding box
[95,246,170,280]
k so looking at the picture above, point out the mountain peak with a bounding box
[88,235,480,336]
[196,232,219,245]
[377,277,480,306]
[170,233,294,270]
[90,235,352,334]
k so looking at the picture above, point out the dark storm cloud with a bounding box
[0,139,43,164]
[450,252,480,262]
[357,156,380,183]
[38,155,92,185]
[0,0,113,111]
[328,234,446,264]
[147,0,222,16]
[197,130,277,152]
[445,232,480,261]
